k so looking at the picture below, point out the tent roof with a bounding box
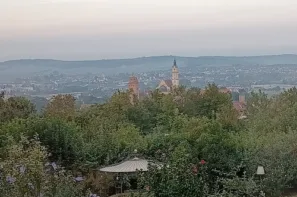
[99,157,149,173]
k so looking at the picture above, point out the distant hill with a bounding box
[0,54,296,82]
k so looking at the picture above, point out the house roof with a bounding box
[164,80,173,87]
[200,88,231,95]
[99,157,149,173]
[219,87,231,94]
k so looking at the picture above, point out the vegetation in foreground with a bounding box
[1,84,297,197]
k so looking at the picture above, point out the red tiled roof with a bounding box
[164,80,173,87]
[219,87,231,94]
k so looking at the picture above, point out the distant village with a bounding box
[1,59,297,113]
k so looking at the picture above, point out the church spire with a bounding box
[172,59,179,87]
[173,59,177,67]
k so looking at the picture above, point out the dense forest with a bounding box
[1,84,297,197]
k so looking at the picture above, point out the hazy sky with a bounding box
[1,0,297,61]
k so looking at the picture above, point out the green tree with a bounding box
[127,90,177,134]
[246,90,270,116]
[127,103,155,133]
[179,87,201,116]
[217,104,239,130]
[0,135,87,197]
[141,142,210,197]
[44,94,76,121]
[0,117,81,167]
[197,84,232,119]
[0,96,36,124]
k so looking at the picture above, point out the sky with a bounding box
[1,0,297,61]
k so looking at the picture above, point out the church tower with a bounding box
[128,74,139,104]
[172,59,179,87]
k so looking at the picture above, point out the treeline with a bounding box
[1,85,297,197]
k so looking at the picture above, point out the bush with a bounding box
[0,135,88,197]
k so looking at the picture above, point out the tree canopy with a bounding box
[1,84,297,197]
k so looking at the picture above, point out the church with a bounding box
[127,60,246,118]
[156,59,179,94]
[128,59,179,99]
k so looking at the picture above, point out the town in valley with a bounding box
[1,55,297,112]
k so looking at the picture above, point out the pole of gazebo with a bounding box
[119,173,122,194]
[121,178,123,194]
[116,172,123,194]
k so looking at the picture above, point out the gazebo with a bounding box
[99,157,151,195]
[100,157,149,173]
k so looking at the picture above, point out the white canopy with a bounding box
[99,157,149,173]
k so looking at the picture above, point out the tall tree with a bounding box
[44,94,76,121]
[246,90,270,116]
[196,84,232,119]
[0,96,36,124]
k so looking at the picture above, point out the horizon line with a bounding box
[1,53,297,63]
